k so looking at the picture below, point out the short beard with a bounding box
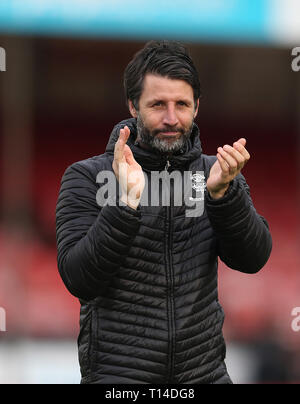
[136,114,193,154]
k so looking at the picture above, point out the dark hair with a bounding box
[124,40,201,110]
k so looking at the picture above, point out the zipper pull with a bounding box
[165,159,171,171]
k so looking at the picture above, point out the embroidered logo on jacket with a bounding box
[190,173,206,201]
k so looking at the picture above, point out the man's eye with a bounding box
[153,102,162,107]
[178,101,187,106]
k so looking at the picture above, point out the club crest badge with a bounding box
[189,172,206,201]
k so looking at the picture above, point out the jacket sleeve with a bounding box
[55,162,141,301]
[204,173,272,273]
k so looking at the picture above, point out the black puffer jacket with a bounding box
[56,118,272,384]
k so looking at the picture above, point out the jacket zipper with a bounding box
[165,160,175,383]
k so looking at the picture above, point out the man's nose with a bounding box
[162,105,179,127]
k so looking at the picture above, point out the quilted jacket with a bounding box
[55,118,272,384]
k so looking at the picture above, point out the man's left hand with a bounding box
[206,138,250,199]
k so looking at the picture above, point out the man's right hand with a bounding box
[112,126,145,209]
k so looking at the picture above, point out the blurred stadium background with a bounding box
[0,0,299,384]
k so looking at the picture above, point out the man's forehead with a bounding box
[141,73,194,100]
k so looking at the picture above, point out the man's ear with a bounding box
[128,100,138,118]
[193,98,199,118]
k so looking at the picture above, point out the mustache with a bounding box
[152,126,184,136]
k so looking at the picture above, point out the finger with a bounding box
[237,138,246,147]
[124,144,136,165]
[119,125,131,144]
[217,147,238,174]
[233,141,250,161]
[124,125,131,138]
[114,127,130,161]
[114,131,124,162]
[217,152,230,174]
[223,144,245,167]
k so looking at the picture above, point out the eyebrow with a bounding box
[146,98,192,106]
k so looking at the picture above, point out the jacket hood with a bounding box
[105,117,202,171]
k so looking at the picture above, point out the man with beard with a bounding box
[56,41,272,384]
